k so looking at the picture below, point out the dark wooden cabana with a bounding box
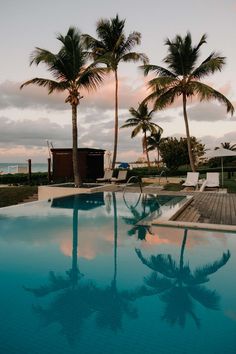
[51,148,105,182]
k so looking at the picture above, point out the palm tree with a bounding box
[147,131,163,167]
[141,32,234,172]
[120,103,163,168]
[221,142,236,151]
[83,14,148,169]
[21,27,105,187]
[135,229,231,328]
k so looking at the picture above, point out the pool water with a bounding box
[0,192,235,354]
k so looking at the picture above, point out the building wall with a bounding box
[51,148,105,182]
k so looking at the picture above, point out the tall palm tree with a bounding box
[147,131,163,167]
[135,229,231,327]
[83,15,148,169]
[121,103,163,168]
[141,32,234,172]
[21,27,105,187]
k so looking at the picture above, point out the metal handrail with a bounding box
[123,176,143,195]
[123,176,143,210]
[156,170,168,185]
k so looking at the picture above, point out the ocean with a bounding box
[0,163,47,174]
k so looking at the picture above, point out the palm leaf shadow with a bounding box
[135,229,231,328]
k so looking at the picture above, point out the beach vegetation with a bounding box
[121,102,163,169]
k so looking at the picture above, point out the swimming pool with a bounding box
[0,192,235,353]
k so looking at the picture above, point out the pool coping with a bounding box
[138,193,236,232]
[150,220,236,233]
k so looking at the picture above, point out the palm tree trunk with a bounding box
[144,131,151,170]
[112,70,119,170]
[111,193,118,291]
[179,229,188,271]
[72,207,79,287]
[157,147,160,168]
[72,104,82,187]
[182,93,195,172]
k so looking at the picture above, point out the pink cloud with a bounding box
[0,146,48,162]
[80,74,149,110]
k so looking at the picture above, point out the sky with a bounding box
[0,0,236,163]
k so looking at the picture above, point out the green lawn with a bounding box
[223,178,236,193]
[0,186,38,208]
[163,183,183,191]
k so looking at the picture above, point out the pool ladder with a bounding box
[123,176,143,195]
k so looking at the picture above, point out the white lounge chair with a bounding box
[111,170,127,183]
[182,172,199,189]
[96,170,113,183]
[205,172,220,189]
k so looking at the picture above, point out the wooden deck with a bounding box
[102,184,236,226]
[173,192,236,225]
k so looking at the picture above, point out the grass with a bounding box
[0,186,38,208]
[163,183,183,191]
[223,178,236,193]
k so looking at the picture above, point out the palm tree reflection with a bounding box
[24,198,93,344]
[136,229,231,328]
[123,194,161,240]
[93,193,138,331]
[24,193,140,343]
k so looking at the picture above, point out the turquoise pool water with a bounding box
[0,192,235,354]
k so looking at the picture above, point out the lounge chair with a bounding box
[204,172,220,190]
[96,170,113,183]
[111,170,128,183]
[182,172,199,189]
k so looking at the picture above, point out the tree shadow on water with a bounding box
[23,193,141,344]
[123,194,161,240]
[135,229,231,328]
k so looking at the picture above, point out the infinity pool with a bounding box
[0,192,235,354]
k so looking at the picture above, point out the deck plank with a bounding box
[174,192,236,226]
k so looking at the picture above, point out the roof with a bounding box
[51,148,105,153]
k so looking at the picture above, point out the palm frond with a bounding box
[193,250,231,281]
[78,66,107,91]
[119,31,141,55]
[23,271,71,297]
[163,32,203,76]
[148,76,179,90]
[188,285,220,310]
[140,64,177,78]
[82,34,106,53]
[190,54,226,80]
[190,81,234,114]
[153,86,181,110]
[144,271,174,292]
[193,33,207,52]
[120,122,140,129]
[20,78,67,93]
[131,124,142,137]
[122,52,149,64]
[135,249,178,278]
[30,48,56,66]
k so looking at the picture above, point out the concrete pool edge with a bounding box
[38,183,116,200]
[150,219,236,233]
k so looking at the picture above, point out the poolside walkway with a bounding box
[174,192,236,226]
[108,184,236,227]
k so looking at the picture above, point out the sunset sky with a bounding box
[1,0,236,162]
